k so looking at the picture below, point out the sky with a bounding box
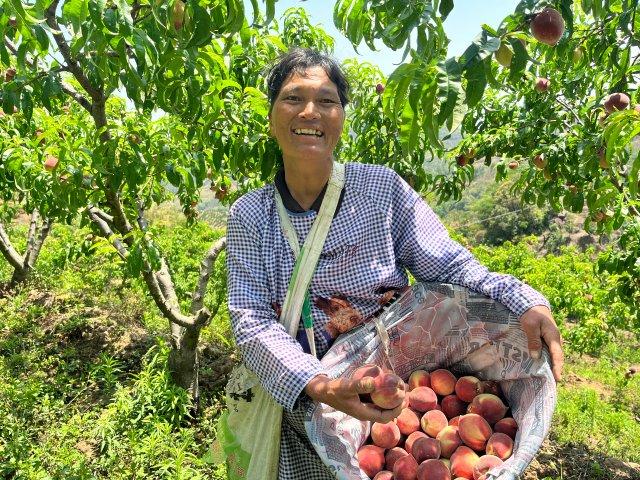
[256,0,521,75]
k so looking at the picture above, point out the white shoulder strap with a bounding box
[275,161,345,340]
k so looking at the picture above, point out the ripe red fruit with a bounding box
[376,83,385,94]
[508,161,519,170]
[44,155,59,172]
[603,93,630,113]
[456,154,468,167]
[534,77,550,93]
[532,154,546,170]
[530,7,565,46]
[5,68,16,82]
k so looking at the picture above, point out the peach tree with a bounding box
[335,0,640,334]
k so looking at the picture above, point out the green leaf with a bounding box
[62,0,89,32]
[507,37,528,83]
[463,56,487,108]
[32,25,49,51]
[439,0,454,19]
[185,4,212,49]
[436,58,462,126]
[20,89,33,122]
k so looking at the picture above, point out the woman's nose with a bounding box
[299,101,320,119]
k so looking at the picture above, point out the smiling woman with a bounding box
[220,48,563,480]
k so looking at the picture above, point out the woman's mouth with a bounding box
[293,128,324,137]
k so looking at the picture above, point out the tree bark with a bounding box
[0,211,52,290]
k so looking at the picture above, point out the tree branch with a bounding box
[60,82,93,112]
[0,222,24,270]
[191,237,227,314]
[87,207,129,260]
[555,95,584,126]
[44,0,104,103]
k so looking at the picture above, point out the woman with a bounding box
[225,48,563,479]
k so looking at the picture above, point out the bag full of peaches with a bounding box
[303,282,557,480]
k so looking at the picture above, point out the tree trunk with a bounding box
[168,321,203,408]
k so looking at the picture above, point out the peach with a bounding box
[458,414,492,452]
[441,458,450,470]
[436,425,463,458]
[449,416,461,427]
[352,364,382,382]
[397,408,421,435]
[472,455,503,480]
[455,376,483,402]
[386,447,409,471]
[408,369,431,390]
[421,409,448,437]
[371,421,401,449]
[417,458,451,480]
[494,417,518,440]
[408,386,438,412]
[393,453,419,480]
[373,471,394,480]
[412,436,441,463]
[357,444,385,478]
[450,446,480,480]
[405,431,428,456]
[430,369,457,395]
[485,432,513,460]
[467,394,508,425]
[441,395,468,419]
[371,372,406,409]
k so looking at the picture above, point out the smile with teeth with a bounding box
[293,128,324,137]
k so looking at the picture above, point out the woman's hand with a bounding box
[304,374,403,423]
[519,305,564,382]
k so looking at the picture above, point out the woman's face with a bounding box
[269,66,345,166]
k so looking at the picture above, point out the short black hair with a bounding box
[266,48,350,112]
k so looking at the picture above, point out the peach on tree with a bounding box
[530,7,565,46]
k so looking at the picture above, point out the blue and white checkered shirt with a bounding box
[226,163,550,412]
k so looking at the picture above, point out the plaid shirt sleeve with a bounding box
[226,204,326,412]
[392,175,550,317]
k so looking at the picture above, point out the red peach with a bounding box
[44,155,59,172]
[371,372,406,409]
[472,455,503,480]
[357,444,385,478]
[494,417,518,440]
[450,446,480,480]
[408,386,438,412]
[386,447,409,471]
[485,432,514,460]
[421,409,448,437]
[455,376,483,403]
[458,414,492,452]
[412,436,441,463]
[372,421,401,449]
[417,458,451,480]
[393,453,419,480]
[397,408,421,435]
[449,416,461,427]
[441,395,467,419]
[405,431,428,456]
[436,425,463,458]
[373,471,394,480]
[430,369,457,395]
[467,394,508,425]
[408,369,431,390]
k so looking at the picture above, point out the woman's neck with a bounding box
[282,157,333,210]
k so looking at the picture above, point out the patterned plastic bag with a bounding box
[304,282,557,480]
